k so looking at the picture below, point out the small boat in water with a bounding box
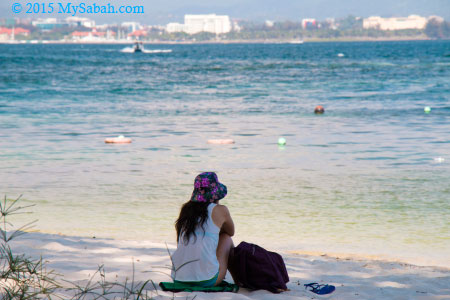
[133,42,144,53]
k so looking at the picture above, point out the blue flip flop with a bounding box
[304,282,336,295]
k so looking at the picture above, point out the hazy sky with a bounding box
[3,0,449,25]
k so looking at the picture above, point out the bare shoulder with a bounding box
[212,204,231,220]
[214,204,230,215]
[211,204,231,229]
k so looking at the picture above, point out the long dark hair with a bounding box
[175,200,211,245]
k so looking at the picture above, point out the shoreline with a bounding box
[26,229,450,270]
[9,231,450,299]
[288,250,450,271]
[0,36,441,45]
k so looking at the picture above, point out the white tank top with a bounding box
[171,203,220,282]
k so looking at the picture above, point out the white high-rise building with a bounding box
[363,15,428,30]
[166,22,186,33]
[166,14,231,35]
[265,20,274,27]
[121,22,141,33]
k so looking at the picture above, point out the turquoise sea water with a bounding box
[1,41,449,267]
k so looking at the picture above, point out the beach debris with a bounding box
[337,53,345,57]
[207,139,235,144]
[105,135,132,144]
[424,106,431,113]
[304,283,336,295]
[314,105,325,114]
[278,137,286,146]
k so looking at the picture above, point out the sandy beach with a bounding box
[2,42,449,299]
[10,232,450,299]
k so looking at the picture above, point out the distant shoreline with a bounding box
[0,36,442,45]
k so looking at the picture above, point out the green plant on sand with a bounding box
[0,195,196,299]
[0,195,60,299]
[64,263,159,300]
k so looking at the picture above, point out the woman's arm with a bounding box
[212,205,235,236]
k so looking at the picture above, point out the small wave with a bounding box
[235,133,259,136]
[303,144,335,148]
[143,49,172,54]
[62,132,83,136]
[120,47,172,54]
[146,147,170,151]
[355,156,399,160]
[120,47,135,53]
[184,65,225,72]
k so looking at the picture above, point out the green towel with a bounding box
[159,281,239,293]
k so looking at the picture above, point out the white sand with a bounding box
[9,232,450,299]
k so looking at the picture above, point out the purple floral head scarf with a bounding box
[190,172,227,203]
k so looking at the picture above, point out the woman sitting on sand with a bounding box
[171,172,235,287]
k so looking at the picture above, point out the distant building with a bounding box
[166,22,186,33]
[128,30,147,40]
[15,18,33,26]
[166,14,231,35]
[428,15,444,23]
[32,18,68,31]
[323,18,337,30]
[0,18,16,27]
[147,25,166,32]
[302,18,317,29]
[363,15,428,30]
[122,22,141,33]
[0,27,30,41]
[70,28,115,41]
[265,20,274,27]
[232,20,241,32]
[185,14,231,34]
[28,17,95,32]
[65,17,95,28]
[95,24,112,31]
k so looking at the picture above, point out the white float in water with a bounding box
[207,139,235,144]
[434,157,445,163]
[337,53,345,57]
[105,135,132,144]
